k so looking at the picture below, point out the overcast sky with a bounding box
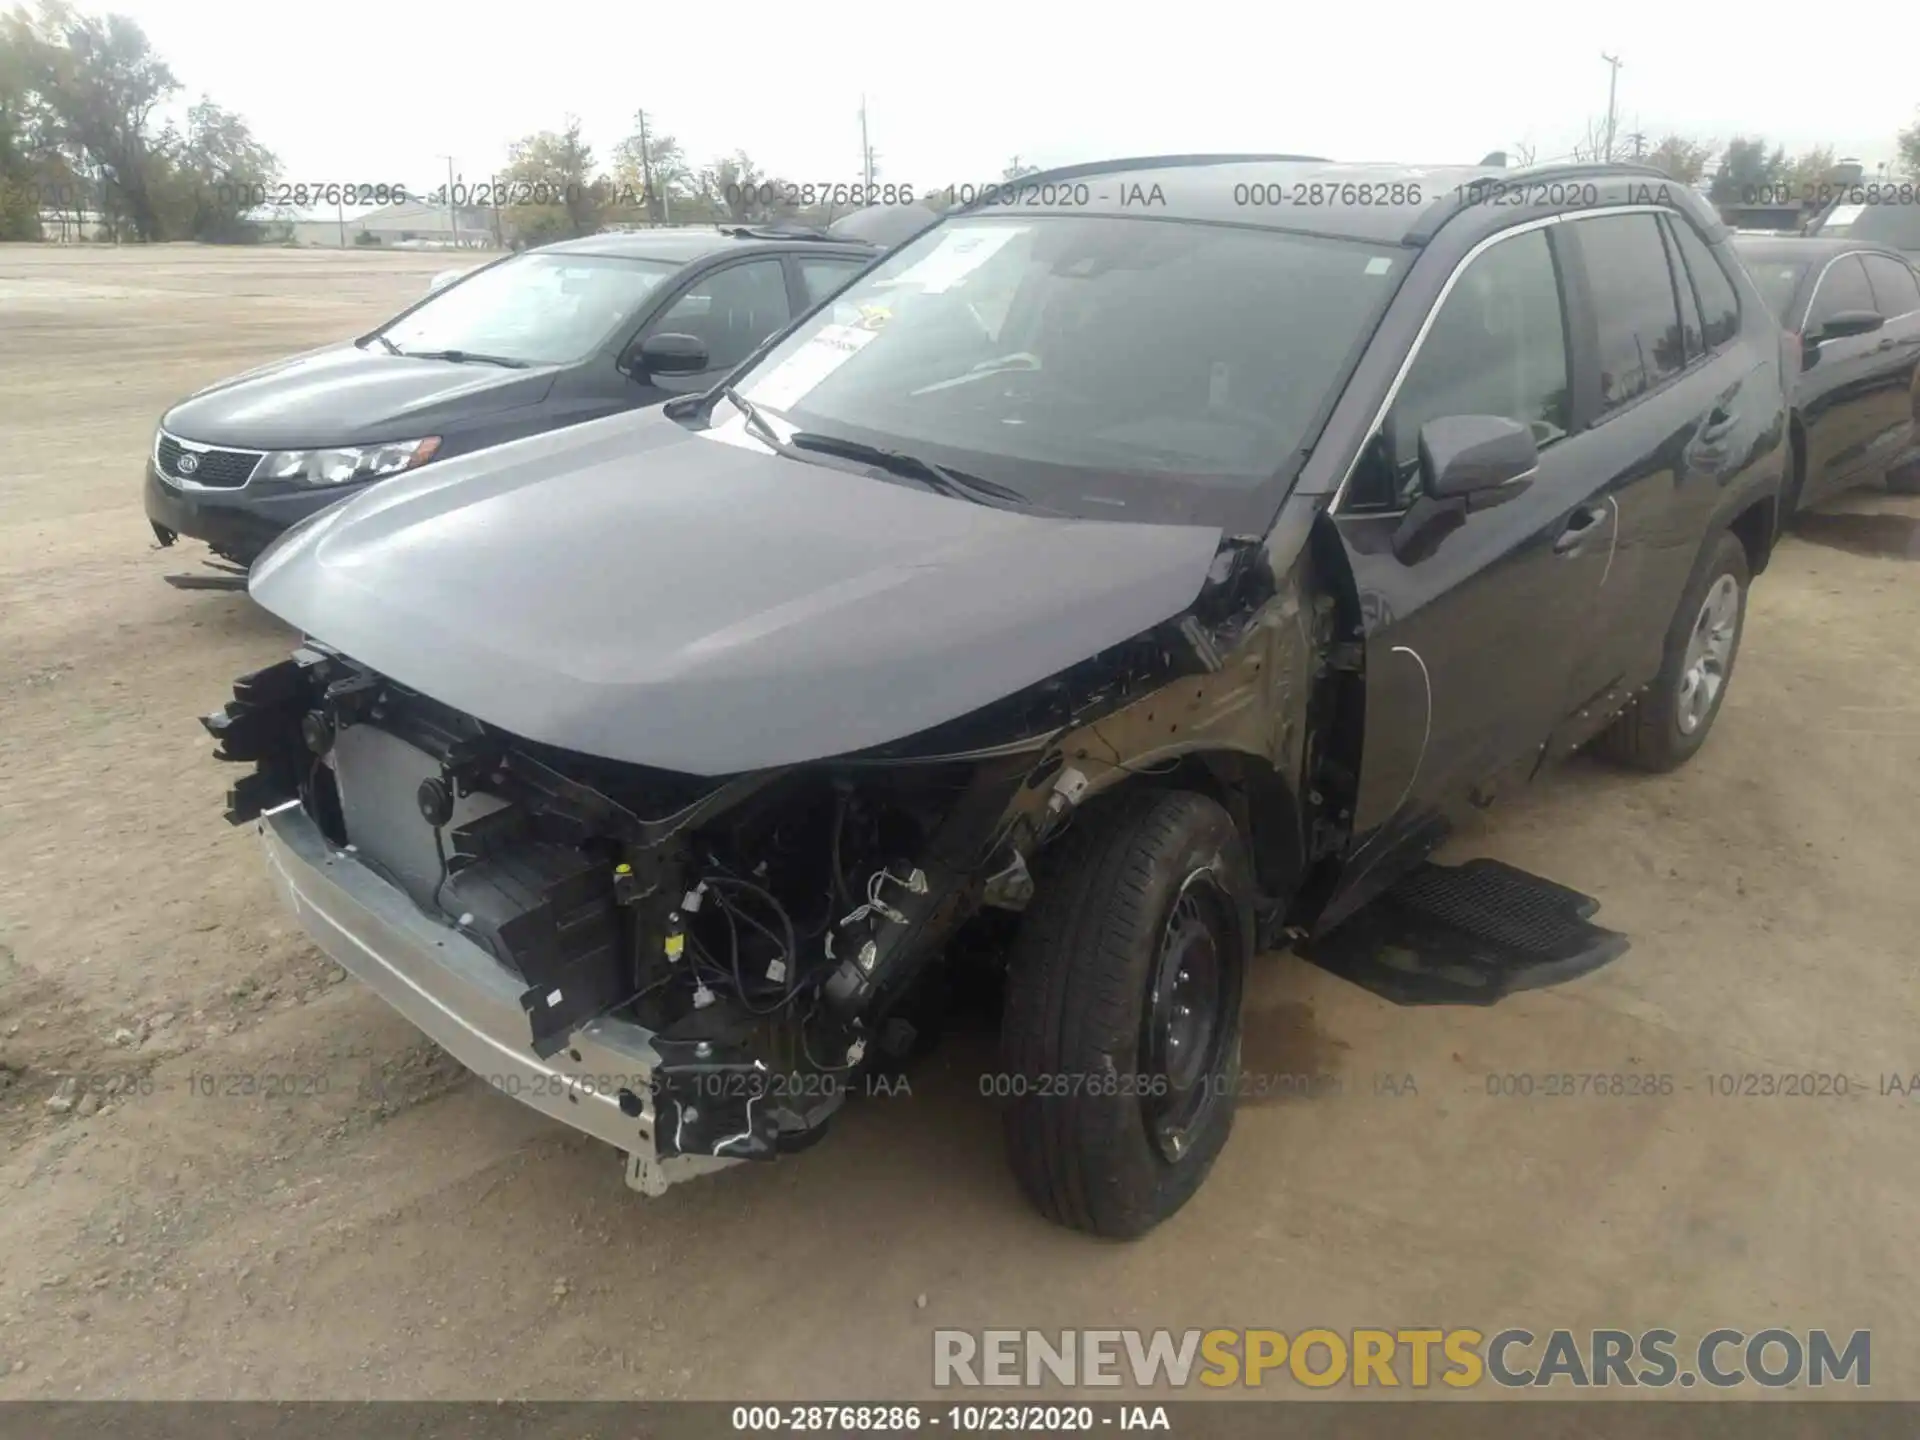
[107,0,1915,197]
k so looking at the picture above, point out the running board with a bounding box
[1297,858,1628,1005]
[164,559,250,592]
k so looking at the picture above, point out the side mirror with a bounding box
[626,332,709,377]
[1419,414,1540,498]
[1813,309,1885,342]
[1392,416,1538,565]
[426,268,464,295]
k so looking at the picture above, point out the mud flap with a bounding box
[1298,858,1628,1005]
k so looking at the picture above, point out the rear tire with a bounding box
[1595,530,1749,772]
[1000,789,1253,1238]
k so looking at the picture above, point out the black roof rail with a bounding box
[950,153,1333,213]
[1400,160,1691,244]
[715,223,845,242]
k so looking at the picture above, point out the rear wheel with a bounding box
[1595,530,1749,771]
[1000,789,1253,1238]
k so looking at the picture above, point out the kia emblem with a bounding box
[176,452,200,476]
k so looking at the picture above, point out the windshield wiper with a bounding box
[725,387,808,461]
[365,333,400,356]
[397,348,531,369]
[786,432,1050,513]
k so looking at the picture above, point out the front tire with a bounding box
[1000,790,1253,1238]
[1595,530,1749,771]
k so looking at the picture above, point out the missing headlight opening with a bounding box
[202,533,1320,1209]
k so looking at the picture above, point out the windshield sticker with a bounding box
[884,226,1027,295]
[747,323,878,411]
[1365,256,1393,275]
[1824,204,1865,228]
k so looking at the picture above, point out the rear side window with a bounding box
[1660,222,1704,361]
[798,257,867,307]
[1573,214,1688,413]
[1861,254,1920,315]
[1348,227,1570,510]
[1666,218,1740,348]
[1809,256,1876,328]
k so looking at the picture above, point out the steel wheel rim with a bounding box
[1676,573,1740,735]
[1141,872,1230,1163]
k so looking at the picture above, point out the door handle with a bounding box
[1553,505,1606,555]
[1876,337,1898,351]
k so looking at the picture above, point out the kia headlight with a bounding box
[258,437,442,487]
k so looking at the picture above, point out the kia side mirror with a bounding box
[426,269,463,295]
[626,332,709,377]
[1391,415,1539,565]
[1814,309,1885,342]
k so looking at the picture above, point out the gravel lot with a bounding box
[1,243,1917,1400]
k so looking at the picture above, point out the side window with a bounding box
[1347,227,1570,510]
[1574,214,1688,413]
[1666,217,1740,348]
[798,257,867,308]
[649,259,791,372]
[1862,254,1920,316]
[1659,220,1705,362]
[1809,256,1877,328]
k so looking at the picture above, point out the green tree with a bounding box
[1709,136,1787,205]
[1783,146,1837,199]
[499,117,604,243]
[156,97,277,241]
[1645,135,1713,185]
[0,22,41,237]
[610,109,688,222]
[1897,110,1919,178]
[8,1,179,239]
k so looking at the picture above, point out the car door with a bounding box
[626,256,795,396]
[1798,254,1889,501]
[1543,210,1763,740]
[1323,222,1613,919]
[1858,252,1920,472]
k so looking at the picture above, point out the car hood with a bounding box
[249,407,1225,775]
[163,343,557,449]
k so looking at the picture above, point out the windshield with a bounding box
[1746,260,1809,323]
[1814,201,1920,251]
[378,252,678,365]
[732,215,1404,525]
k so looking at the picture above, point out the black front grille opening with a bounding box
[157,435,260,488]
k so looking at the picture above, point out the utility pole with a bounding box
[1600,54,1623,162]
[336,194,346,248]
[859,97,873,190]
[1627,130,1647,161]
[436,153,457,247]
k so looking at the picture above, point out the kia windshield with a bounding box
[730,215,1404,526]
[375,252,678,367]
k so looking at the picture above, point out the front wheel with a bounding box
[999,790,1253,1238]
[1595,529,1749,771]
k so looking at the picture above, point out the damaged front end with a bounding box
[203,534,1325,1196]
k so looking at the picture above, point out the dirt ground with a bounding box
[1,243,1917,1402]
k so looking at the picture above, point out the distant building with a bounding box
[284,201,498,249]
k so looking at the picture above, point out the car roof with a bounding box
[935,154,1721,247]
[535,227,875,265]
[1730,234,1905,265]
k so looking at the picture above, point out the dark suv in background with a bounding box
[145,227,879,582]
